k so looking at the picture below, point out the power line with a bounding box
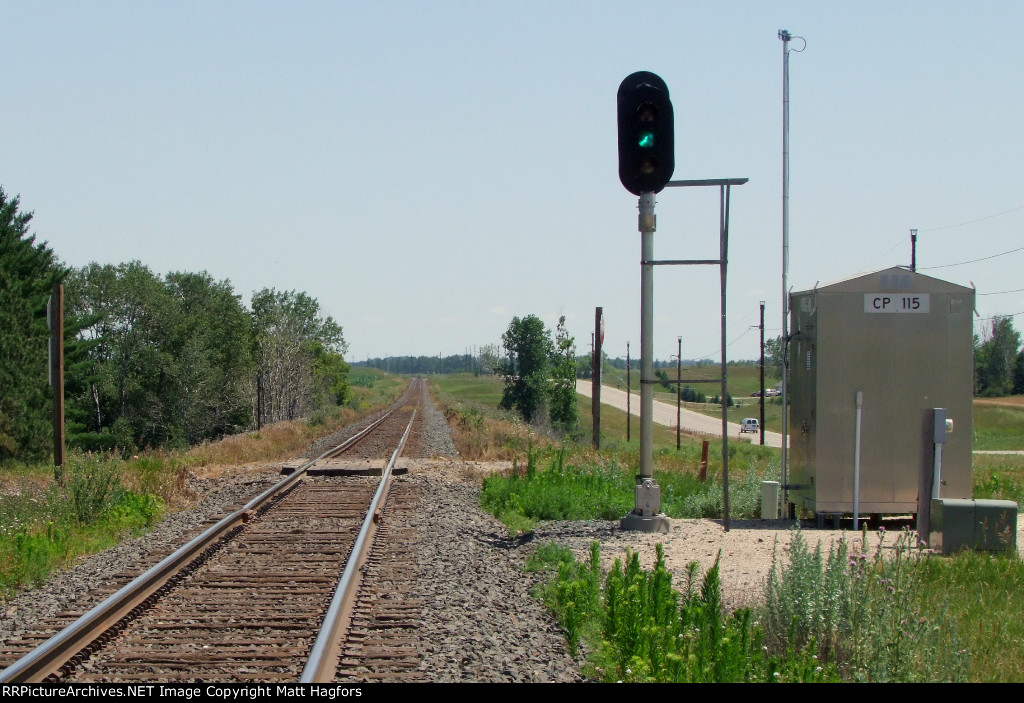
[919,244,1024,270]
[858,204,1024,272]
[977,286,1024,296]
[923,204,1024,233]
[697,326,755,360]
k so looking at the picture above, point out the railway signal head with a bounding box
[617,71,675,196]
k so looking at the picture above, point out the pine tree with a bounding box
[0,188,66,462]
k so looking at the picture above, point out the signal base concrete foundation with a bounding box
[620,512,671,533]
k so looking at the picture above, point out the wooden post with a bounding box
[592,307,603,449]
[51,284,65,481]
[699,439,709,482]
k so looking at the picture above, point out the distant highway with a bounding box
[575,380,786,449]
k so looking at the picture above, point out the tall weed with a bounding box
[64,454,122,523]
[763,528,968,682]
[594,546,818,682]
[531,541,835,683]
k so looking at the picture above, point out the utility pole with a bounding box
[759,300,766,446]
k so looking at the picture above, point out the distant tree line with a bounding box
[0,188,349,462]
[356,353,489,376]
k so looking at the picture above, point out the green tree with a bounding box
[163,271,254,444]
[65,264,257,450]
[252,288,348,423]
[0,188,66,462]
[311,341,351,407]
[549,316,578,433]
[1014,349,1024,396]
[763,335,784,380]
[64,262,175,450]
[499,315,552,423]
[975,315,1022,397]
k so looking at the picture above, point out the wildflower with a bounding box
[815,666,823,673]
[879,525,886,532]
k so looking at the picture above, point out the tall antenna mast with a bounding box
[778,29,804,517]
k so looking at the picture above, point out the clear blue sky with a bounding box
[5,1,1023,362]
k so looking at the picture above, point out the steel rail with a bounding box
[300,401,418,682]
[0,388,414,684]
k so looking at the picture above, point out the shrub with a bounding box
[762,528,968,682]
[64,454,123,524]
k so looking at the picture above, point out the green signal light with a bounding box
[638,131,655,148]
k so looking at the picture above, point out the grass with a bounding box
[603,361,776,399]
[973,402,1024,450]
[434,372,786,529]
[973,453,1024,505]
[429,374,562,460]
[762,527,968,682]
[918,550,1024,682]
[430,373,505,407]
[0,454,164,597]
[0,374,410,599]
[479,442,780,532]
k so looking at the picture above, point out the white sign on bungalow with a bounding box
[864,293,931,313]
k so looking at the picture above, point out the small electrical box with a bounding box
[929,498,1018,553]
[635,479,661,517]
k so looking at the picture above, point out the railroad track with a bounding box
[1,380,430,683]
